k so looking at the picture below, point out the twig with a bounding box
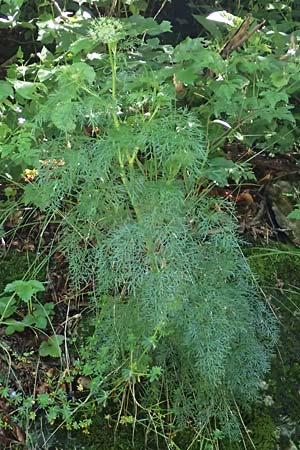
[221,17,265,59]
[0,55,18,68]
[154,0,169,20]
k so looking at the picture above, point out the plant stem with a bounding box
[118,151,158,272]
[108,43,120,130]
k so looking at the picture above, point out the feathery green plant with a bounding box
[1,14,278,447]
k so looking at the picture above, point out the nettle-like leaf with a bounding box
[50,101,76,132]
[4,280,45,303]
[27,303,54,329]
[148,366,163,382]
[22,303,54,329]
[58,62,96,85]
[39,335,64,358]
[5,320,26,335]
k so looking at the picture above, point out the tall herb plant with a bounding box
[0,9,278,446]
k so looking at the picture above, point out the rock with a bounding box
[265,180,300,246]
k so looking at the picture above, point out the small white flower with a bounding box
[82,11,92,19]
[18,117,26,124]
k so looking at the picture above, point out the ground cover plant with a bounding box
[2,0,300,448]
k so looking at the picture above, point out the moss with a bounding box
[244,242,300,446]
[0,250,46,293]
[250,414,278,450]
[246,242,300,291]
[48,420,169,450]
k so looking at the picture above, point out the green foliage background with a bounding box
[0,0,295,447]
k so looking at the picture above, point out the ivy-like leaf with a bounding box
[5,320,26,335]
[4,280,45,303]
[39,335,64,358]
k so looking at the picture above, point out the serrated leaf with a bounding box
[210,157,236,169]
[270,72,289,88]
[50,101,76,131]
[148,366,163,382]
[174,37,205,62]
[39,335,64,358]
[5,320,26,335]
[175,67,197,84]
[63,62,96,84]
[33,314,47,329]
[23,183,50,210]
[4,280,45,302]
[22,314,36,326]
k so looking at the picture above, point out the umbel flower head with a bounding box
[89,17,124,45]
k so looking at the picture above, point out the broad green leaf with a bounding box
[32,313,47,329]
[0,123,11,139]
[127,15,171,36]
[39,335,64,358]
[287,209,300,219]
[43,303,55,315]
[13,80,37,99]
[60,62,96,85]
[73,62,96,84]
[7,0,24,7]
[193,15,222,39]
[5,320,25,335]
[4,280,45,302]
[260,90,289,109]
[175,66,197,84]
[51,101,76,131]
[22,314,36,326]
[0,81,13,100]
[209,157,236,169]
[70,37,94,55]
[0,297,16,318]
[37,68,54,82]
[270,72,289,88]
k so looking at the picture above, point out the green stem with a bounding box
[108,43,119,130]
[118,151,158,272]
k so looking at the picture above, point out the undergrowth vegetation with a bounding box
[1,0,298,448]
